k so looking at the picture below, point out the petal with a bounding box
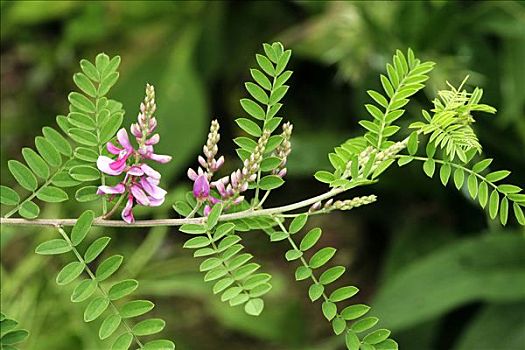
[140,177,167,200]
[96,183,126,195]
[117,128,133,151]
[187,168,198,181]
[127,165,145,176]
[130,123,142,138]
[140,164,161,179]
[106,142,122,155]
[203,205,212,216]
[145,134,160,145]
[109,156,128,171]
[148,196,165,207]
[122,195,135,223]
[97,156,124,175]
[130,184,150,206]
[193,175,210,199]
[149,153,172,164]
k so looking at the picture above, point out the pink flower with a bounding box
[122,195,135,223]
[98,129,134,175]
[193,174,210,200]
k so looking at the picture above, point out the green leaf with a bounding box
[300,228,322,251]
[69,165,100,182]
[0,319,18,335]
[184,236,211,249]
[84,236,111,263]
[309,247,336,269]
[255,54,274,76]
[111,331,132,349]
[75,186,100,202]
[244,298,265,316]
[99,315,121,340]
[478,181,489,208]
[69,112,96,130]
[108,279,139,301]
[472,159,493,173]
[467,174,478,199]
[407,132,418,155]
[36,186,68,202]
[514,203,525,225]
[22,148,49,179]
[489,190,499,219]
[341,304,370,320]
[440,163,451,186]
[308,283,324,302]
[454,168,465,189]
[35,136,61,167]
[259,175,284,190]
[485,170,511,182]
[423,159,435,177]
[320,266,346,285]
[250,69,272,90]
[0,186,20,206]
[245,83,269,104]
[68,92,96,114]
[332,316,346,335]
[269,85,289,105]
[35,239,71,255]
[329,286,359,303]
[19,201,39,219]
[132,318,165,336]
[68,128,98,146]
[84,296,109,322]
[180,224,207,234]
[275,49,291,75]
[206,203,223,229]
[363,329,391,345]
[98,72,119,96]
[346,330,361,350]
[322,301,337,321]
[367,90,388,108]
[143,340,176,350]
[295,266,312,281]
[96,255,123,281]
[71,279,97,303]
[8,160,37,191]
[285,249,303,261]
[213,223,236,241]
[71,210,95,246]
[289,214,308,234]
[1,330,29,345]
[351,317,379,333]
[80,59,100,82]
[500,197,509,226]
[56,261,85,285]
[314,170,335,183]
[235,118,262,137]
[99,112,124,142]
[95,53,110,73]
[74,72,97,97]
[42,126,73,156]
[121,300,154,318]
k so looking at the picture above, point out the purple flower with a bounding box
[193,174,210,200]
[96,89,171,223]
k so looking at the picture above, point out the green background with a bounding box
[1,1,524,349]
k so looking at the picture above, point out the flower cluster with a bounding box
[310,195,378,213]
[272,122,293,178]
[96,84,171,223]
[187,120,270,215]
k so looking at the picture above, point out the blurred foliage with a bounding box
[1,1,524,350]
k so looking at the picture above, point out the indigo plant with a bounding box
[1,42,523,350]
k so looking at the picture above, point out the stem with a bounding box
[186,202,202,219]
[3,164,67,218]
[1,187,346,228]
[103,194,127,220]
[56,226,144,348]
